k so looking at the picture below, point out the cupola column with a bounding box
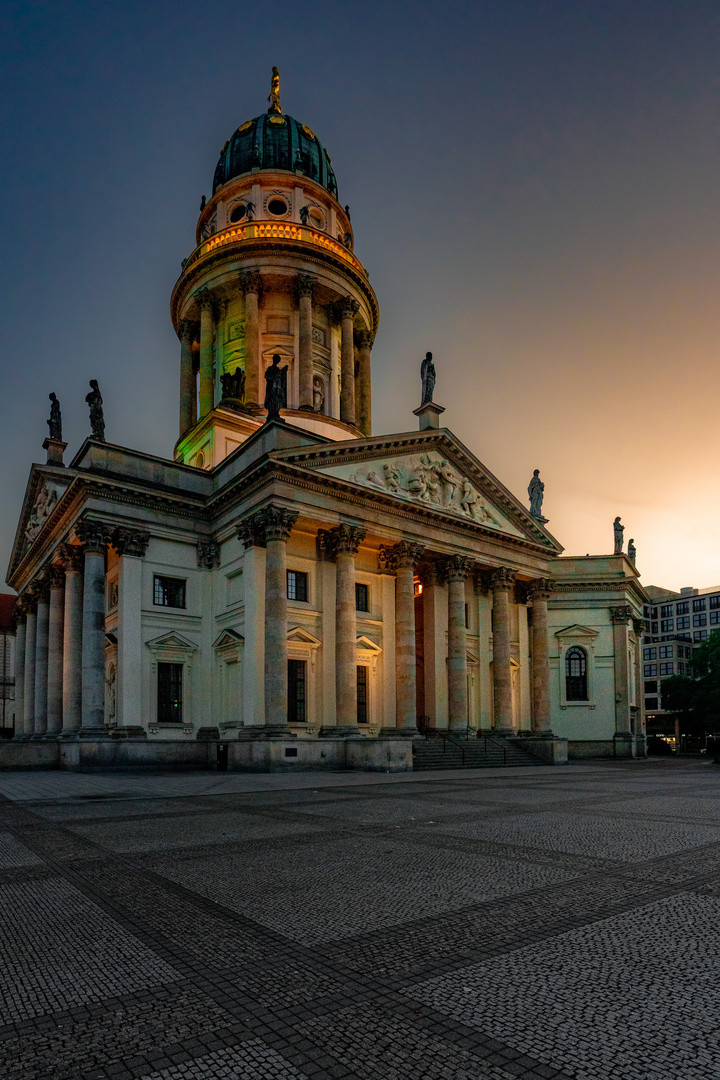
[355,330,373,437]
[240,271,261,407]
[297,276,316,411]
[446,556,472,733]
[491,568,516,734]
[178,320,196,436]
[196,290,214,418]
[339,297,359,426]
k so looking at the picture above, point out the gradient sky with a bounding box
[1,0,719,593]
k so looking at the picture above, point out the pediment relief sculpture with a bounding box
[25,481,63,544]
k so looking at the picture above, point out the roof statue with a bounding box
[268,66,281,114]
[528,469,544,518]
[420,352,436,405]
[47,393,62,441]
[613,516,624,555]
[86,380,105,442]
[264,354,287,421]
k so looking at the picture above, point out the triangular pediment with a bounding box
[287,626,322,645]
[146,632,198,652]
[554,623,599,639]
[8,465,73,576]
[272,430,561,551]
[356,634,382,653]
[213,629,244,649]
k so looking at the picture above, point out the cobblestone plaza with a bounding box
[1,761,719,1079]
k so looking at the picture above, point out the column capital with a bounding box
[633,618,647,635]
[48,565,65,590]
[336,295,359,322]
[379,540,425,572]
[113,527,150,558]
[418,561,440,587]
[14,595,29,621]
[296,274,316,299]
[319,523,367,559]
[491,567,516,591]
[197,539,220,568]
[238,269,262,296]
[528,578,553,602]
[443,554,473,583]
[356,328,374,350]
[610,605,633,625]
[58,542,84,572]
[195,287,214,313]
[75,519,112,554]
[178,319,195,344]
[237,505,298,547]
[30,574,50,604]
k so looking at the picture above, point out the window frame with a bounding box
[286,569,309,603]
[355,582,369,612]
[565,646,589,702]
[153,575,187,609]
[157,662,183,724]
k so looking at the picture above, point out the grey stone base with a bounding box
[379,726,421,739]
[319,725,363,738]
[512,736,568,764]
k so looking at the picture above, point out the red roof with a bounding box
[0,594,16,633]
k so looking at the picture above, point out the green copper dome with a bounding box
[212,113,338,198]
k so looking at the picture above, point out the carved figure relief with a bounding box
[105,661,117,724]
[25,482,59,542]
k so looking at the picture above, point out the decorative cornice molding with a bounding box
[196,539,220,569]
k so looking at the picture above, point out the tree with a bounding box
[661,632,720,741]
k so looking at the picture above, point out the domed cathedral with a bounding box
[173,69,377,469]
[4,71,649,772]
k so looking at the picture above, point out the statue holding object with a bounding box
[528,469,545,518]
[47,393,62,441]
[420,351,436,404]
[86,380,105,442]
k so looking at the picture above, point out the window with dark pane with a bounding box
[565,646,588,701]
[355,583,369,612]
[157,663,183,723]
[288,659,306,722]
[153,576,186,608]
[357,665,368,724]
[287,570,308,602]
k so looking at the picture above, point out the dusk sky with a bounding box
[1,0,719,593]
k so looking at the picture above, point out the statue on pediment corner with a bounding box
[613,516,624,555]
[420,351,436,405]
[86,380,105,441]
[528,469,545,518]
[47,393,62,441]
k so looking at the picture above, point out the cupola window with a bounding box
[267,197,288,216]
[230,204,246,223]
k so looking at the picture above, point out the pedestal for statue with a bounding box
[43,438,67,467]
[413,401,445,431]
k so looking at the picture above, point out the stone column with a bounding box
[420,563,448,732]
[381,541,424,734]
[33,579,50,737]
[528,579,553,735]
[46,567,65,735]
[114,528,150,731]
[240,271,261,407]
[633,618,646,747]
[491,568,516,734]
[338,296,358,426]
[240,506,298,732]
[321,523,367,735]
[236,519,266,728]
[76,521,110,737]
[59,544,83,736]
[196,289,214,418]
[611,605,634,757]
[446,555,472,733]
[178,320,196,436]
[355,329,373,437]
[297,275,315,411]
[13,600,27,737]
[23,595,37,738]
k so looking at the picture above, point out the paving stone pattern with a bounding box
[0,761,719,1078]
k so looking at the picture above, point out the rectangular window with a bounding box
[464,603,469,629]
[153,576,186,608]
[659,646,673,658]
[651,608,658,619]
[677,616,690,630]
[157,663,182,723]
[693,613,707,627]
[661,619,673,632]
[651,622,658,634]
[355,582,369,612]
[644,664,657,677]
[694,630,708,642]
[645,697,659,711]
[357,665,368,723]
[287,570,308,602]
[677,663,685,675]
[710,596,720,610]
[643,647,657,660]
[711,611,720,625]
[643,606,651,619]
[693,598,706,612]
[676,601,689,615]
[644,680,657,693]
[660,605,673,618]
[660,662,673,676]
[287,659,306,722]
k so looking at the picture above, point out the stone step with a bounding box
[412,736,545,770]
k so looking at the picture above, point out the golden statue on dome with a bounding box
[268,66,281,114]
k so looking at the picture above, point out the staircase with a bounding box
[412,733,545,770]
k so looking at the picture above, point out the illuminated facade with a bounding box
[4,77,648,770]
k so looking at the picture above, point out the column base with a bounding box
[491,727,517,737]
[380,726,422,739]
[77,727,113,740]
[319,725,362,738]
[236,724,297,741]
[42,732,61,740]
[60,728,81,739]
[523,728,556,739]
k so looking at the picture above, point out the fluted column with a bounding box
[240,271,261,406]
[420,563,447,732]
[321,523,367,734]
[13,600,26,737]
[59,544,83,735]
[197,290,214,418]
[297,275,315,411]
[446,555,472,733]
[76,521,110,736]
[339,296,358,426]
[235,517,267,727]
[381,541,424,733]
[529,579,553,735]
[114,528,150,730]
[355,329,373,437]
[23,595,37,738]
[33,579,50,737]
[179,320,196,436]
[491,568,516,733]
[46,567,65,735]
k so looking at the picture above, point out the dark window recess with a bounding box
[357,666,368,723]
[355,583,369,612]
[229,203,246,222]
[287,570,308,602]
[651,622,658,633]
[154,576,186,608]
[565,646,588,701]
[267,198,287,215]
[660,605,673,618]
[464,603,469,629]
[693,613,707,627]
[284,746,298,757]
[644,680,658,694]
[158,663,183,723]
[645,697,659,711]
[693,598,707,612]
[710,596,720,610]
[661,619,673,632]
[288,659,306,722]
[677,616,690,630]
[677,601,689,615]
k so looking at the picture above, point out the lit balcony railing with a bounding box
[182,221,368,277]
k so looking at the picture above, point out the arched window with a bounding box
[565,646,588,701]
